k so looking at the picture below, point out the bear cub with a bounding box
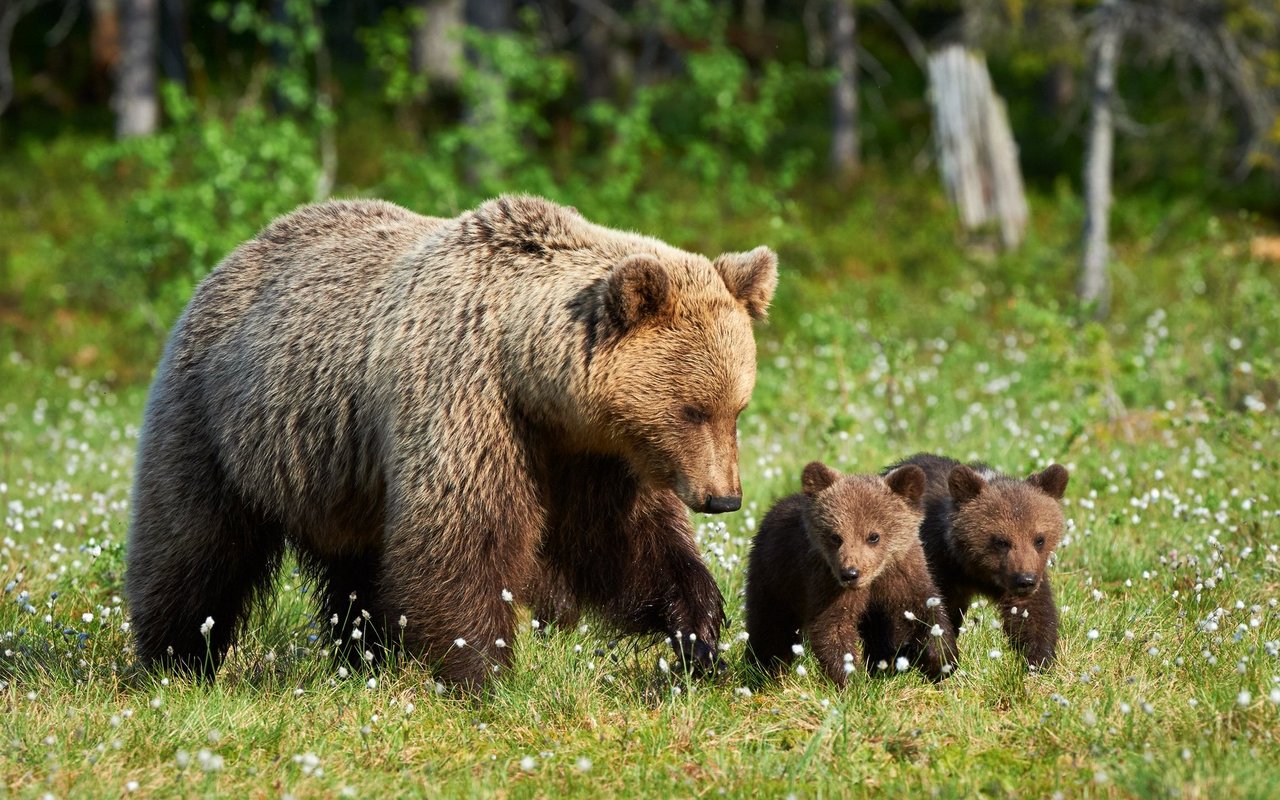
[887,453,1069,668]
[745,462,957,687]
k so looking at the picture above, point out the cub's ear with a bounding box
[1028,463,1069,500]
[884,465,926,511]
[802,461,840,497]
[604,254,672,329]
[948,465,986,505]
[713,246,778,321]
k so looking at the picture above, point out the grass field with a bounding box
[2,185,1279,798]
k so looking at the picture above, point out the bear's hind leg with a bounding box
[744,589,800,676]
[524,558,582,632]
[300,547,387,665]
[127,458,285,678]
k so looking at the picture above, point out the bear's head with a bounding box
[588,247,777,514]
[946,463,1070,596]
[799,462,926,589]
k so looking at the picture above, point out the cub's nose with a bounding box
[839,568,860,586]
[704,495,742,514]
[1013,573,1037,592]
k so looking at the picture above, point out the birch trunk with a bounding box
[116,0,158,137]
[413,0,463,90]
[927,45,1028,249]
[830,0,859,181]
[1079,2,1121,318]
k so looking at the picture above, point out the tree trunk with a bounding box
[116,0,158,137]
[577,7,612,103]
[1079,2,1121,319]
[159,0,186,87]
[830,0,859,182]
[744,0,765,34]
[413,0,463,91]
[462,0,511,186]
[927,45,1028,249]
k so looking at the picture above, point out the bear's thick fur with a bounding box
[125,196,777,687]
[886,453,1069,668]
[744,462,955,687]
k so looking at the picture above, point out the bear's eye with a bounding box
[867,532,880,545]
[991,537,1012,551]
[827,533,843,547]
[680,405,711,425]
[1034,535,1046,550]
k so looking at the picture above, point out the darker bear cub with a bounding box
[745,462,956,688]
[887,453,1069,668]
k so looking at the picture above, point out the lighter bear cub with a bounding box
[745,462,956,687]
[125,196,777,689]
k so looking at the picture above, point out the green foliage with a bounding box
[82,86,322,337]
[356,8,430,107]
[210,0,333,116]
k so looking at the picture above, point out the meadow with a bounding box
[1,163,1278,798]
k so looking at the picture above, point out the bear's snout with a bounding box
[704,494,742,513]
[1011,572,1038,594]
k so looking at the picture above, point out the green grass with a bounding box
[2,179,1279,798]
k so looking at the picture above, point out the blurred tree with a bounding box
[116,0,158,136]
[159,0,185,87]
[1079,0,1120,319]
[570,0,631,103]
[463,0,511,186]
[831,0,860,182]
[928,44,1029,250]
[90,0,121,90]
[413,0,463,91]
[1,1,46,117]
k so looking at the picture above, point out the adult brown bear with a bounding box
[125,196,777,688]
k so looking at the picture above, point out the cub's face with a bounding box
[591,248,777,514]
[948,464,1070,596]
[801,463,926,588]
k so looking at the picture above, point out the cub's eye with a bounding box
[1034,535,1047,550]
[991,537,1012,551]
[827,534,843,547]
[867,532,880,545]
[681,405,711,425]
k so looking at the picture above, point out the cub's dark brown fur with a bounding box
[125,196,778,689]
[887,453,1069,668]
[745,462,956,687]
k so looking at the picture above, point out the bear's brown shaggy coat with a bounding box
[745,462,956,687]
[125,196,777,688]
[887,453,1069,668]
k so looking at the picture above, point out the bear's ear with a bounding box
[948,465,986,506]
[713,246,778,321]
[604,254,673,329]
[1027,463,1069,500]
[885,465,926,511]
[802,461,840,497]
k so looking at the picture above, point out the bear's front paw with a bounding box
[674,637,725,678]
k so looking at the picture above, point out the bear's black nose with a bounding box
[704,495,742,513]
[839,568,859,585]
[1013,573,1037,591]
